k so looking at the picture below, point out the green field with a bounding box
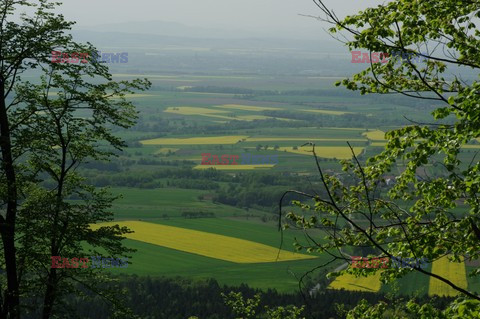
[86,72,479,295]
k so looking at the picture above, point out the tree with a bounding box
[222,292,305,319]
[282,0,480,316]
[0,1,150,318]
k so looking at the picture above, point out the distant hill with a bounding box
[76,20,259,39]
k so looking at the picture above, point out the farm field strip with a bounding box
[164,106,231,115]
[154,148,179,154]
[140,135,249,145]
[428,256,468,297]
[91,221,317,263]
[363,130,386,140]
[245,137,366,142]
[213,104,282,111]
[371,142,387,147]
[194,164,275,170]
[328,272,383,292]
[300,109,352,115]
[278,146,364,159]
[164,106,280,122]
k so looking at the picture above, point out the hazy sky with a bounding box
[58,0,383,32]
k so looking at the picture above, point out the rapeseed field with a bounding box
[362,130,386,140]
[278,146,364,159]
[213,104,281,111]
[428,256,468,297]
[91,221,316,263]
[328,272,382,292]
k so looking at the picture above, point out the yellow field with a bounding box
[462,145,480,149]
[164,107,277,122]
[279,146,364,159]
[154,148,179,155]
[300,109,351,115]
[214,104,281,112]
[165,106,230,115]
[328,271,382,292]
[194,164,275,170]
[363,130,386,140]
[236,115,272,121]
[140,135,248,145]
[91,221,316,263]
[246,137,366,142]
[428,256,468,297]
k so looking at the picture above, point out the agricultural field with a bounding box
[363,130,386,140]
[326,255,476,296]
[85,71,480,295]
[329,272,383,293]
[140,135,249,145]
[92,221,315,263]
[429,256,468,297]
[194,164,276,170]
[278,146,364,159]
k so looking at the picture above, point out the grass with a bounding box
[154,148,179,154]
[109,187,222,219]
[114,238,326,291]
[91,217,327,292]
[278,146,364,159]
[363,130,386,140]
[328,271,383,292]
[371,142,387,147]
[140,135,248,145]
[92,221,316,263]
[380,264,432,296]
[428,256,468,297]
[214,104,281,111]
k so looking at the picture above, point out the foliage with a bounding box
[283,0,480,317]
[0,0,150,317]
[222,292,305,319]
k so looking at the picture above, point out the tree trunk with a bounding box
[0,79,20,318]
[41,270,57,319]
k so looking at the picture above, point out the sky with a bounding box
[57,0,384,37]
